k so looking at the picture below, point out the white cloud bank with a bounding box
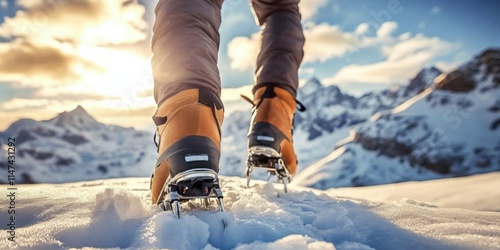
[0,0,153,130]
[0,0,149,90]
[227,20,459,86]
[330,34,458,85]
[0,0,147,45]
[227,33,260,71]
[303,23,356,63]
[227,22,360,71]
[299,0,329,21]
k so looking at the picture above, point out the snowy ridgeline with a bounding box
[0,106,157,184]
[292,49,500,189]
[3,173,500,250]
[223,49,500,188]
[0,48,498,187]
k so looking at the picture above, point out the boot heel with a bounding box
[155,135,220,178]
[248,122,287,152]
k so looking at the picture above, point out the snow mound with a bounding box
[4,176,500,250]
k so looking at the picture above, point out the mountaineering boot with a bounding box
[150,88,225,217]
[245,85,305,192]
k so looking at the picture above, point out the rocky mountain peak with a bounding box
[70,105,88,115]
[415,66,441,83]
[50,105,103,131]
[299,77,324,96]
[404,67,442,97]
[436,49,500,92]
[478,48,500,86]
[478,48,500,62]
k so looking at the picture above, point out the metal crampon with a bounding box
[157,169,225,218]
[245,146,292,193]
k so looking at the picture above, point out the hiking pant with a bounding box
[151,0,305,105]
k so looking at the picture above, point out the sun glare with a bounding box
[77,47,154,100]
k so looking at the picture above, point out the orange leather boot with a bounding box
[245,85,305,190]
[151,88,224,213]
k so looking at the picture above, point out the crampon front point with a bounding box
[156,169,225,218]
[245,146,292,193]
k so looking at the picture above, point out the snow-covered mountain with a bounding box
[2,49,498,188]
[3,173,500,249]
[295,49,500,189]
[0,106,156,183]
[296,66,442,141]
[219,65,442,177]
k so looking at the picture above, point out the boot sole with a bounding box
[157,168,225,218]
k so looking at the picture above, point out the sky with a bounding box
[0,0,499,130]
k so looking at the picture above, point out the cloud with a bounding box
[431,6,441,14]
[0,0,151,100]
[90,105,156,129]
[226,20,456,86]
[299,0,329,21]
[303,23,356,63]
[0,0,147,45]
[355,23,370,35]
[303,21,403,63]
[227,33,260,71]
[0,98,54,111]
[0,39,103,86]
[0,0,154,131]
[435,61,463,73]
[221,85,253,102]
[384,34,446,60]
[350,22,399,48]
[330,34,458,85]
[419,21,426,29]
[299,67,316,75]
[376,22,398,38]
[227,22,359,70]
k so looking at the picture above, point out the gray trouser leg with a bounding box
[250,0,305,96]
[151,0,304,104]
[151,0,224,105]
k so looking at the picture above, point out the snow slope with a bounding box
[295,49,500,189]
[328,171,500,212]
[219,67,441,179]
[0,106,157,184]
[3,174,499,250]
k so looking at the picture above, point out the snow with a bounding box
[294,127,351,171]
[0,107,157,184]
[1,50,499,249]
[294,143,445,189]
[3,173,500,250]
[295,53,500,188]
[327,171,500,212]
[388,82,499,150]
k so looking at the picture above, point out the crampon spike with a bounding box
[245,146,292,194]
[157,169,225,218]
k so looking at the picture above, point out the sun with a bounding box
[77,46,153,97]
